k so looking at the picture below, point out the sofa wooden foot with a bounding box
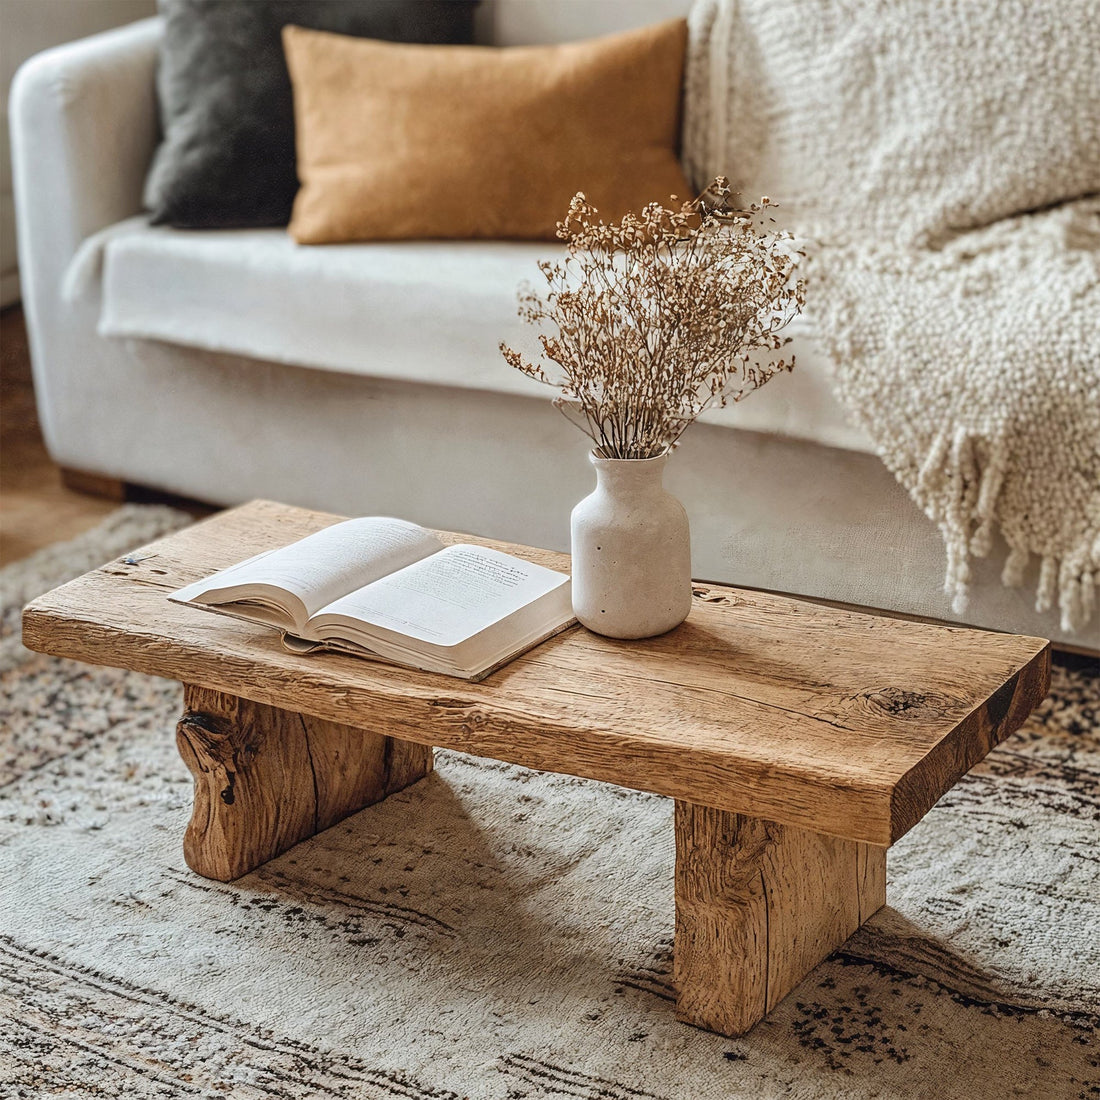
[674,800,886,1037]
[60,467,128,501]
[175,684,433,881]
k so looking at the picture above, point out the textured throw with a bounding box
[684,0,1100,634]
[1,507,1098,1098]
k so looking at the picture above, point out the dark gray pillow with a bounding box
[145,0,478,228]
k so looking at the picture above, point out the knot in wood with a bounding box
[178,710,224,736]
[692,587,742,606]
[863,687,944,718]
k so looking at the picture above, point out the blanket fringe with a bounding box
[923,432,1097,634]
[1001,546,1028,588]
[971,443,1007,559]
[936,429,986,615]
[1058,556,1097,636]
[1037,556,1058,614]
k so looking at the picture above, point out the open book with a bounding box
[170,518,574,680]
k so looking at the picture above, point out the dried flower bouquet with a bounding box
[501,179,806,460]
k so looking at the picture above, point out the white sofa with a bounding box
[11,0,1086,647]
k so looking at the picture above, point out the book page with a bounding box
[314,544,569,647]
[180,517,443,620]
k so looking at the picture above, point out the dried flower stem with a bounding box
[501,179,806,459]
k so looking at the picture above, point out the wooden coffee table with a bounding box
[22,500,1050,1037]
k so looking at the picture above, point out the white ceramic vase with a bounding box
[570,451,692,639]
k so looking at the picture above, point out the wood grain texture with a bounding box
[22,500,1052,846]
[176,684,433,881]
[674,801,886,1036]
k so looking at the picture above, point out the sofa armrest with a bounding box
[9,17,162,303]
[9,17,161,467]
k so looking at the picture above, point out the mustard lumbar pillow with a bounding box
[283,20,692,243]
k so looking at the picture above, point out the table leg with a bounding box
[175,684,433,881]
[674,800,886,1037]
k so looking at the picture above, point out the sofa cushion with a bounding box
[144,0,478,230]
[91,222,871,454]
[283,20,692,243]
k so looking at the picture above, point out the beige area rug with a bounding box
[1,506,1097,1099]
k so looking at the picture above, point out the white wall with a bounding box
[1,0,155,306]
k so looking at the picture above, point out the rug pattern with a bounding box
[1,507,1097,1099]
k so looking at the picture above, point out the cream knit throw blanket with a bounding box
[684,0,1100,634]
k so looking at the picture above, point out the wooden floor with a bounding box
[0,305,210,565]
[0,306,117,564]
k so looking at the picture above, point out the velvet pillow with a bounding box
[145,0,478,229]
[284,20,693,243]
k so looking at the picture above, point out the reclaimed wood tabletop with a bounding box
[23,499,1050,846]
